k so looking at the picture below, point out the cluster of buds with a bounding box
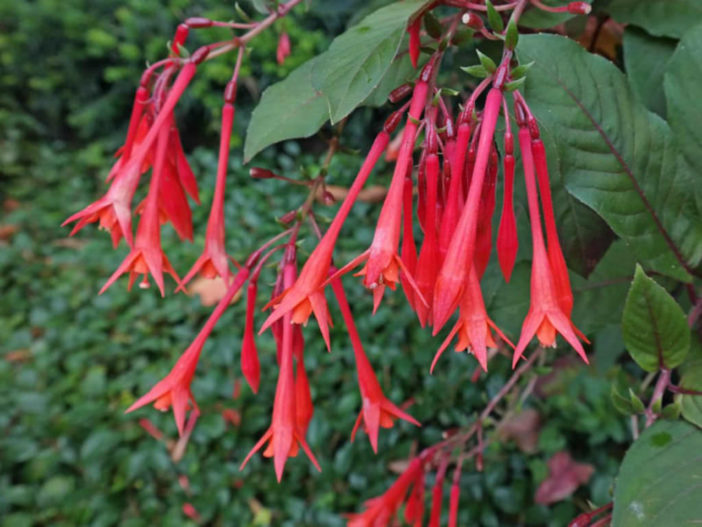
[63,0,592,494]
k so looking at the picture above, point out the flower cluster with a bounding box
[63,0,591,496]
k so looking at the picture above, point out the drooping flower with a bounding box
[241,281,261,393]
[100,125,180,295]
[125,267,250,434]
[345,457,425,526]
[431,265,512,373]
[497,125,518,282]
[179,100,236,288]
[331,278,419,453]
[433,87,504,332]
[241,263,321,481]
[332,63,433,311]
[259,126,393,349]
[512,127,587,366]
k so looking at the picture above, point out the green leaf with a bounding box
[606,0,702,38]
[311,0,428,124]
[621,265,690,372]
[679,337,702,428]
[243,57,329,162]
[485,0,504,33]
[664,23,702,212]
[423,11,443,39]
[629,388,646,413]
[612,420,702,526]
[623,27,677,117]
[519,0,592,29]
[510,61,533,80]
[518,34,702,281]
[611,371,636,415]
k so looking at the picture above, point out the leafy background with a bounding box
[1,0,701,525]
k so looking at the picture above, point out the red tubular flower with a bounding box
[241,263,321,482]
[259,126,394,349]
[241,281,261,393]
[276,32,291,65]
[431,265,512,373]
[415,151,441,326]
[408,17,421,68]
[512,127,587,367]
[439,120,471,257]
[497,126,518,282]
[404,470,425,527]
[346,457,425,526]
[433,87,503,332]
[531,130,574,317]
[125,267,250,435]
[294,340,314,437]
[429,455,449,527]
[178,101,235,289]
[400,172,418,309]
[448,458,463,527]
[65,61,199,246]
[334,61,434,311]
[332,278,419,453]
[474,147,498,279]
[100,125,181,295]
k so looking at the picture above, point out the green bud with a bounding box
[661,401,682,420]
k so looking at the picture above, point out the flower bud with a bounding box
[388,83,413,103]
[461,12,484,30]
[567,1,591,15]
[249,167,276,179]
[185,17,213,28]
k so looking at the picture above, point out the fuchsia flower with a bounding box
[432,87,503,331]
[345,457,425,526]
[260,125,394,349]
[512,127,587,366]
[431,265,512,373]
[241,261,321,481]
[497,123,518,282]
[126,268,250,435]
[332,278,419,453]
[179,95,236,289]
[333,60,435,312]
[100,125,180,295]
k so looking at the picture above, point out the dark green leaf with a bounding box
[362,52,422,107]
[664,23,702,213]
[606,0,702,38]
[519,34,702,281]
[243,57,329,162]
[612,420,702,526]
[311,0,428,124]
[680,337,702,428]
[621,265,690,372]
[424,12,443,39]
[623,27,677,117]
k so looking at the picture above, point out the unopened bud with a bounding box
[384,108,405,133]
[461,12,484,30]
[567,2,591,15]
[250,167,276,179]
[278,210,298,224]
[190,46,210,64]
[322,191,336,205]
[224,80,237,104]
[171,24,189,55]
[388,83,413,104]
[185,17,213,28]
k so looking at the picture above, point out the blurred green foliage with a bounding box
[0,0,636,525]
